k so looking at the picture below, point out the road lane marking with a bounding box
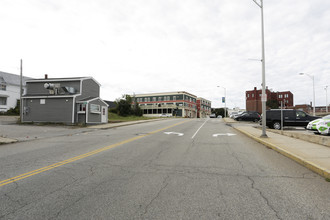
[191,118,209,139]
[0,120,188,187]
[212,133,236,137]
[164,132,184,136]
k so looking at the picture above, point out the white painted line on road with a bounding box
[212,133,237,137]
[191,118,209,139]
[164,132,184,136]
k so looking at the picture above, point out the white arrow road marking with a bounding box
[212,133,237,137]
[164,132,184,136]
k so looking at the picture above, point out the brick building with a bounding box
[246,87,294,114]
[197,97,212,118]
[134,91,201,118]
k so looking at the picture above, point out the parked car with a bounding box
[265,109,320,130]
[306,114,330,135]
[229,112,238,118]
[234,111,260,122]
[210,113,216,118]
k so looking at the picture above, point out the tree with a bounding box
[266,99,279,109]
[211,108,228,118]
[115,95,143,117]
[115,95,132,116]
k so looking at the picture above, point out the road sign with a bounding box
[222,97,225,103]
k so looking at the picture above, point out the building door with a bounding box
[101,106,107,123]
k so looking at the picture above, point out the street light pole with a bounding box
[253,0,267,137]
[325,86,328,113]
[217,86,226,118]
[299,73,315,116]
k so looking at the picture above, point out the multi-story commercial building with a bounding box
[246,87,293,114]
[134,91,198,118]
[197,97,212,118]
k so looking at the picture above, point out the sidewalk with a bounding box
[234,125,330,179]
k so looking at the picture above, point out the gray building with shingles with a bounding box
[22,77,108,124]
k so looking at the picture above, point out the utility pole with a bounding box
[20,59,23,123]
[326,86,328,113]
[253,0,267,137]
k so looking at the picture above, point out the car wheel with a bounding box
[253,119,259,122]
[272,121,281,130]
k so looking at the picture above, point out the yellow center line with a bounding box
[0,120,188,187]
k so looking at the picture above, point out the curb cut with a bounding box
[234,127,330,179]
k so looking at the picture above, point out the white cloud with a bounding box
[0,0,329,108]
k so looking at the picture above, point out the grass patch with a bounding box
[326,178,330,182]
[109,112,153,122]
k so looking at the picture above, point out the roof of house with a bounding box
[0,71,32,86]
[25,76,101,86]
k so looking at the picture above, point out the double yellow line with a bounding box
[0,120,188,187]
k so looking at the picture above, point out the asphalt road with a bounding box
[0,118,329,219]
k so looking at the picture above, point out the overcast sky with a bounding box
[1,0,329,108]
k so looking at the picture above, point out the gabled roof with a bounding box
[0,71,32,86]
[76,97,109,106]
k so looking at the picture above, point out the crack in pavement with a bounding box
[247,176,282,220]
[141,174,170,217]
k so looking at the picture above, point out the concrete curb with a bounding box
[268,129,330,148]
[234,127,330,179]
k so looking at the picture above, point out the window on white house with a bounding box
[0,77,6,91]
[0,97,7,105]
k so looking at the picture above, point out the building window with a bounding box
[90,104,101,113]
[0,97,7,105]
[153,97,156,102]
[173,96,176,101]
[158,97,162,101]
[0,83,6,91]
[79,104,86,112]
[252,94,254,97]
[0,77,6,91]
